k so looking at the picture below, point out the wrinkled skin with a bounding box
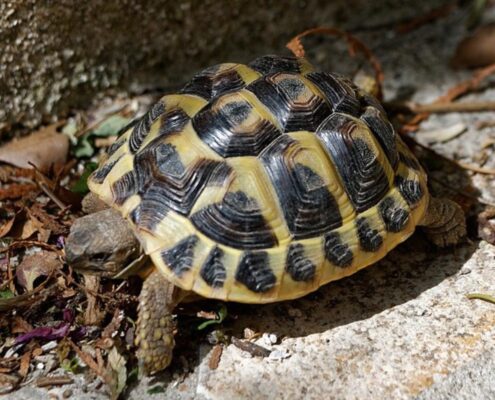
[65,193,466,375]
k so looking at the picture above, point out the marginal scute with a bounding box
[200,246,227,288]
[247,73,331,133]
[286,243,316,282]
[160,235,198,277]
[91,155,122,184]
[181,63,247,100]
[356,217,383,252]
[235,251,276,293]
[395,175,424,206]
[324,231,353,267]
[191,190,277,250]
[316,113,390,212]
[192,91,281,157]
[379,196,410,233]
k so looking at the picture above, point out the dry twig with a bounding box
[286,27,384,100]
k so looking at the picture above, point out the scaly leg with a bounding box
[135,268,188,375]
[419,196,466,247]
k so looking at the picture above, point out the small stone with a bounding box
[268,348,291,361]
[62,388,73,398]
[36,362,44,370]
[41,341,58,352]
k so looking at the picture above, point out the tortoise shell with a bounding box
[88,55,429,303]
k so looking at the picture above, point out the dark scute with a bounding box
[306,72,360,116]
[246,78,290,129]
[247,75,331,133]
[143,158,227,216]
[191,190,277,250]
[316,114,390,212]
[395,176,424,206]
[324,232,353,267]
[286,243,316,282]
[399,152,421,171]
[356,217,383,252]
[155,143,186,178]
[160,235,198,277]
[261,138,342,239]
[111,170,138,205]
[379,196,410,233]
[181,64,246,100]
[107,137,127,157]
[235,251,276,293]
[192,96,281,157]
[248,55,301,75]
[360,107,398,169]
[200,246,226,288]
[92,155,122,184]
[129,101,165,153]
[129,200,168,231]
[158,108,190,138]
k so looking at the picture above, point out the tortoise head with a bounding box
[65,208,141,277]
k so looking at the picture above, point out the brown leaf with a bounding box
[11,316,33,335]
[452,23,495,69]
[19,350,31,378]
[15,252,61,291]
[0,124,69,171]
[0,183,39,201]
[0,216,16,238]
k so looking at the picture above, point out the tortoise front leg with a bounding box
[135,268,188,375]
[419,196,466,247]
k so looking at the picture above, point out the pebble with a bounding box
[268,348,291,361]
[41,341,58,352]
[63,388,73,398]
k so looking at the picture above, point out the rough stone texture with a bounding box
[0,0,448,131]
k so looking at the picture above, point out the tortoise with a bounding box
[65,54,466,375]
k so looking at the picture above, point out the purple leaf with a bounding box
[15,322,70,344]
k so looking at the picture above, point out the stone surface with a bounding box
[0,0,448,132]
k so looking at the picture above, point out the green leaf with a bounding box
[74,135,95,158]
[61,357,80,373]
[91,115,131,137]
[0,289,14,299]
[197,304,228,331]
[147,385,165,395]
[71,161,98,194]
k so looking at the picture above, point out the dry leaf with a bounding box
[0,124,69,171]
[15,252,61,291]
[19,350,31,378]
[0,183,38,201]
[11,316,33,335]
[452,23,495,69]
[0,216,16,238]
[107,347,127,400]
